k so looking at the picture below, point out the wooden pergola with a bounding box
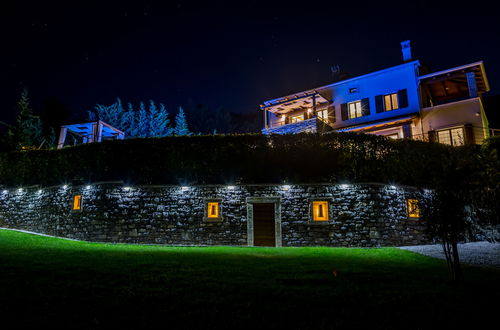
[57,120,125,149]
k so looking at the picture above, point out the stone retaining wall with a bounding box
[0,183,428,247]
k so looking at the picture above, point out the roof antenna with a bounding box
[330,65,341,81]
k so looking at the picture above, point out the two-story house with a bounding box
[261,41,492,145]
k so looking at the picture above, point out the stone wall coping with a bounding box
[0,181,422,191]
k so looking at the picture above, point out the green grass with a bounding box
[0,229,498,329]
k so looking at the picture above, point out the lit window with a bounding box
[348,101,362,119]
[290,114,304,123]
[317,109,328,123]
[384,93,399,111]
[437,127,465,146]
[207,202,219,218]
[385,133,400,139]
[73,195,82,211]
[407,199,420,218]
[312,201,329,221]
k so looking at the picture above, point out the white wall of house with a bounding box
[420,97,488,144]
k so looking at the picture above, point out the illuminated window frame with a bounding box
[290,114,305,123]
[383,93,399,111]
[317,109,328,123]
[437,127,465,146]
[309,198,332,223]
[407,199,420,218]
[348,100,362,119]
[204,198,223,221]
[72,195,82,211]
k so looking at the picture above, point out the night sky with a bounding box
[1,1,499,127]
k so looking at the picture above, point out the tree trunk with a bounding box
[451,240,462,282]
[442,240,462,282]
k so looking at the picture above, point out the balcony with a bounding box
[262,116,334,135]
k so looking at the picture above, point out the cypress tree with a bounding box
[8,89,43,149]
[174,106,191,136]
[137,102,149,138]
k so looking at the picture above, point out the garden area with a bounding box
[0,229,498,329]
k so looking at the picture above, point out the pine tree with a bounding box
[121,102,137,137]
[90,98,124,128]
[137,102,150,138]
[149,102,173,137]
[148,100,159,136]
[8,89,44,149]
[174,106,191,136]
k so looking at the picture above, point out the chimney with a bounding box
[401,40,412,62]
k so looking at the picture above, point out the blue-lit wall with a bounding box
[263,61,421,133]
[323,61,421,129]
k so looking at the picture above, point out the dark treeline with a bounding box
[0,91,262,152]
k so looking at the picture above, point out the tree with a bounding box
[420,189,470,282]
[469,136,500,239]
[174,106,191,136]
[149,101,173,137]
[6,89,44,149]
[89,98,124,129]
[419,146,478,282]
[121,102,137,137]
[89,98,175,138]
[136,102,149,138]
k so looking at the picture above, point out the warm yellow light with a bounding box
[73,195,82,210]
[407,199,420,218]
[312,201,329,221]
[207,202,219,218]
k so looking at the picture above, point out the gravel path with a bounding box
[400,242,500,269]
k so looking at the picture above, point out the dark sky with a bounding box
[1,0,499,124]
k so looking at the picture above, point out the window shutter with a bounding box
[402,124,412,139]
[398,89,408,108]
[428,130,436,143]
[464,124,475,144]
[341,103,348,121]
[361,98,370,116]
[375,95,384,113]
[329,105,336,123]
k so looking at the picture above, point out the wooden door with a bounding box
[253,203,276,247]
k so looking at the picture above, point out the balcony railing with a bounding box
[268,115,330,129]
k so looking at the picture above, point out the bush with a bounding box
[0,132,480,187]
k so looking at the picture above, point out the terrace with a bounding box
[261,90,334,134]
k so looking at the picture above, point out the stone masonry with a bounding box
[0,183,428,247]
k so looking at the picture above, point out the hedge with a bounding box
[0,132,488,187]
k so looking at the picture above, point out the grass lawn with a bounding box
[0,229,498,329]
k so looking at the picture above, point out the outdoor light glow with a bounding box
[18,188,23,193]
[307,108,313,113]
[37,189,42,194]
[340,184,349,189]
[282,185,291,191]
[123,187,132,191]
[227,185,236,190]
[85,185,91,190]
[181,186,189,191]
[62,185,68,189]
[390,185,397,189]
[2,190,7,194]
[281,115,286,120]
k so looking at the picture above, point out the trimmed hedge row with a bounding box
[0,132,484,187]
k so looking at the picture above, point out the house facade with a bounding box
[261,41,492,146]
